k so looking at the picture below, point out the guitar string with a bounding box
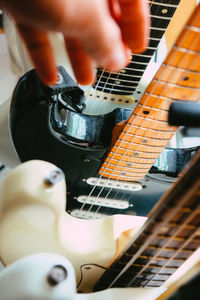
[91,1,200,218]
[78,0,157,215]
[104,14,200,287]
[124,193,200,287]
[81,0,180,216]
[90,1,164,100]
[108,181,200,288]
[94,17,200,217]
[96,0,192,216]
[93,2,176,95]
[95,0,161,214]
[79,0,179,216]
[91,13,179,216]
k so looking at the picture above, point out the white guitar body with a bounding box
[0,160,146,292]
[0,253,164,300]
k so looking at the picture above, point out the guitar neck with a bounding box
[94,147,200,291]
[93,0,181,95]
[99,3,200,182]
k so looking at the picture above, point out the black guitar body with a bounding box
[9,69,197,218]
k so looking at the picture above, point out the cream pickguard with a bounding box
[0,160,146,292]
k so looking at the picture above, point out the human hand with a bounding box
[1,0,150,85]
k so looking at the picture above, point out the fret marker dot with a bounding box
[162,9,168,14]
[142,139,147,143]
[126,163,132,167]
[111,98,115,101]
[183,76,189,81]
[121,69,126,73]
[133,152,139,156]
[116,81,121,85]
[125,100,129,103]
[118,99,122,102]
[143,110,149,115]
[121,172,126,175]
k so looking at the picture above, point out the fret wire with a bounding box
[173,45,200,55]
[96,76,200,90]
[153,78,200,90]
[117,133,171,142]
[144,91,176,102]
[107,181,200,288]
[139,244,199,252]
[128,115,172,125]
[136,103,169,112]
[119,132,172,142]
[101,166,149,173]
[150,14,172,20]
[123,67,146,71]
[96,76,141,84]
[143,229,200,287]
[113,141,166,149]
[128,61,149,65]
[95,82,143,89]
[101,68,144,75]
[124,124,175,134]
[148,1,178,8]
[94,86,137,94]
[128,200,200,286]
[111,147,161,155]
[136,255,185,261]
[150,26,166,31]
[85,0,190,215]
[162,63,200,74]
[105,161,152,168]
[145,46,158,50]
[107,157,156,163]
[109,153,158,160]
[132,53,153,58]
[186,24,200,32]
[147,36,162,41]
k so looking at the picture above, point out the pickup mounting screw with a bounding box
[84,159,90,163]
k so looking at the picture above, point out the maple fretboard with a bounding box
[99,3,200,182]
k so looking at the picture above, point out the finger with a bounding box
[118,0,150,52]
[64,38,96,85]
[74,2,128,72]
[17,23,57,85]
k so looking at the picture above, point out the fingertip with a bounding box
[76,67,96,86]
[35,63,58,86]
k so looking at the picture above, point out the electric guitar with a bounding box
[9,2,200,219]
[0,148,199,293]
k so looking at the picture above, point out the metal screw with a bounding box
[84,159,90,163]
[82,178,87,182]
[47,265,68,286]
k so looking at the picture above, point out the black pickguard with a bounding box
[9,69,197,218]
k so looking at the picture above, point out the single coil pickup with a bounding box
[77,195,129,209]
[70,209,108,220]
[87,177,142,191]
